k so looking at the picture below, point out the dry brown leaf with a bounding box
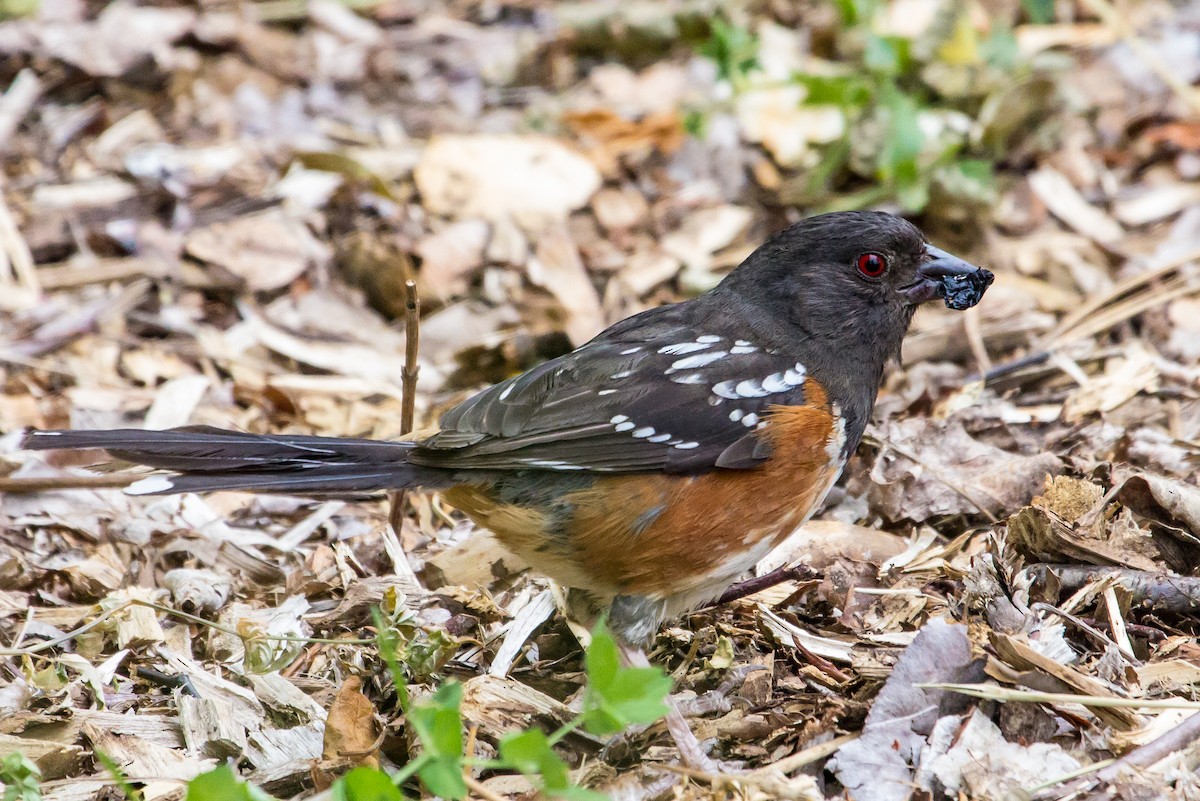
[868,418,1063,522]
[415,134,601,231]
[528,224,605,344]
[1062,343,1160,422]
[321,676,380,770]
[829,619,981,801]
[185,209,328,292]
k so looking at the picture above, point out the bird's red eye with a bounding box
[856,252,887,278]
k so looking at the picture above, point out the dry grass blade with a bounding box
[918,684,1200,710]
[1043,245,1200,346]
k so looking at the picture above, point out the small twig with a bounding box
[1037,709,1200,799]
[918,683,1200,710]
[1026,564,1200,614]
[751,732,860,777]
[712,564,819,606]
[1031,602,1139,664]
[462,773,508,801]
[388,279,421,537]
[0,474,136,493]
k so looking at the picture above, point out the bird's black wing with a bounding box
[412,304,816,473]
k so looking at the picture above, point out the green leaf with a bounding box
[552,787,610,801]
[499,729,569,789]
[980,26,1019,70]
[1020,0,1055,24]
[582,626,671,735]
[95,750,142,801]
[406,682,466,798]
[185,765,275,801]
[332,767,406,801]
[833,0,879,27]
[698,18,760,84]
[864,35,910,75]
[877,82,927,210]
[371,608,409,711]
[417,757,468,800]
[793,74,873,108]
[933,159,997,204]
[0,753,42,801]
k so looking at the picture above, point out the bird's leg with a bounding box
[617,643,723,774]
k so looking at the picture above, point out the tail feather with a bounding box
[23,426,449,495]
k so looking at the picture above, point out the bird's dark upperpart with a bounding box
[22,211,993,648]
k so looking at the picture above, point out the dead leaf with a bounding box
[829,618,982,801]
[321,676,379,770]
[868,417,1063,522]
[1062,343,1160,421]
[528,224,605,344]
[928,709,1081,797]
[185,209,328,292]
[415,134,601,231]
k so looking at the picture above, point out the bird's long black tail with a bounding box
[22,426,452,495]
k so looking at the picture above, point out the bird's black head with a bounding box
[716,210,993,449]
[719,210,991,356]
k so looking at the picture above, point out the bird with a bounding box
[23,210,993,768]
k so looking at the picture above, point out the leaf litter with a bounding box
[1,0,1200,799]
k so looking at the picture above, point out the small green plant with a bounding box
[699,17,760,89]
[185,765,275,801]
[182,618,671,800]
[694,0,1057,215]
[0,754,42,801]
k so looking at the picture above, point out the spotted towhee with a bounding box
[24,210,992,766]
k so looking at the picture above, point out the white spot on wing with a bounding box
[667,351,727,372]
[674,441,700,449]
[611,370,634,379]
[610,415,629,424]
[729,409,743,422]
[730,344,757,354]
[615,421,635,432]
[735,379,770,398]
[658,342,710,355]
[648,433,672,442]
[598,389,617,395]
[632,427,656,438]
[762,373,790,393]
[671,373,706,385]
[126,476,175,495]
[620,347,642,355]
[784,363,806,385]
[713,381,740,400]
[742,412,759,427]
[499,384,515,400]
[697,335,722,343]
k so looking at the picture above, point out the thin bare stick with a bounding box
[0,474,136,493]
[401,279,421,434]
[388,280,421,537]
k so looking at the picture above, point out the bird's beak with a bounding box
[900,244,994,310]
